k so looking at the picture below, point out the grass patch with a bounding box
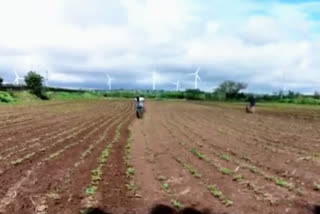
[0,91,15,103]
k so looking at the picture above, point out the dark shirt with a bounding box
[248,97,256,107]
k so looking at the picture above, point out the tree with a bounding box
[315,91,320,99]
[214,81,247,99]
[24,71,47,99]
[0,76,3,87]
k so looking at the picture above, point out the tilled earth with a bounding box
[0,100,319,214]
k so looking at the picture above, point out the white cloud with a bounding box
[0,0,319,92]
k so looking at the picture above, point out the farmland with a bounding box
[0,100,319,214]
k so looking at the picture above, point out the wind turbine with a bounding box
[152,71,156,91]
[280,69,287,99]
[188,67,201,89]
[45,70,49,87]
[13,70,24,85]
[106,74,113,90]
[173,80,180,91]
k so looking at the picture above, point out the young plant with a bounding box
[85,186,97,196]
[276,179,293,189]
[221,154,230,161]
[190,148,206,160]
[171,199,182,209]
[222,199,233,207]
[250,166,257,173]
[185,164,201,178]
[126,167,135,177]
[220,167,231,175]
[162,182,170,192]
[232,174,244,182]
[208,185,233,207]
[126,181,138,192]
[208,185,223,199]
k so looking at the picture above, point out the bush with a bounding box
[185,89,205,100]
[0,91,15,103]
[24,72,48,99]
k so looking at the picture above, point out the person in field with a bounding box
[246,96,256,113]
[134,96,145,118]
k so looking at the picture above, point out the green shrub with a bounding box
[25,71,48,100]
[0,91,15,103]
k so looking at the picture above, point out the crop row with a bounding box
[81,123,123,212]
[166,114,315,195]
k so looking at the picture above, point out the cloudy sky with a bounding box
[0,0,319,93]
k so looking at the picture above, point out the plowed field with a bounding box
[0,100,319,214]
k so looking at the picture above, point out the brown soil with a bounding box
[0,100,319,214]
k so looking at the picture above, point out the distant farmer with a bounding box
[134,96,145,118]
[246,96,256,113]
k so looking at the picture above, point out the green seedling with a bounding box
[11,159,23,165]
[91,168,102,183]
[276,179,293,189]
[221,154,230,161]
[222,199,233,207]
[162,182,170,191]
[126,167,135,177]
[232,174,244,182]
[126,182,138,192]
[85,186,97,196]
[250,167,257,173]
[99,149,110,164]
[185,164,201,178]
[191,148,206,160]
[220,168,231,175]
[208,185,223,199]
[171,199,182,209]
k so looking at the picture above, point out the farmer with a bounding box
[134,96,145,112]
[246,96,256,113]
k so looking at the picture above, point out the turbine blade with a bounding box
[196,67,201,74]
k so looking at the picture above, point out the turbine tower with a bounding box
[106,74,113,90]
[173,80,180,91]
[189,67,201,89]
[13,70,24,85]
[152,71,156,91]
[44,70,49,87]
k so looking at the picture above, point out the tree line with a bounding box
[1,72,320,105]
